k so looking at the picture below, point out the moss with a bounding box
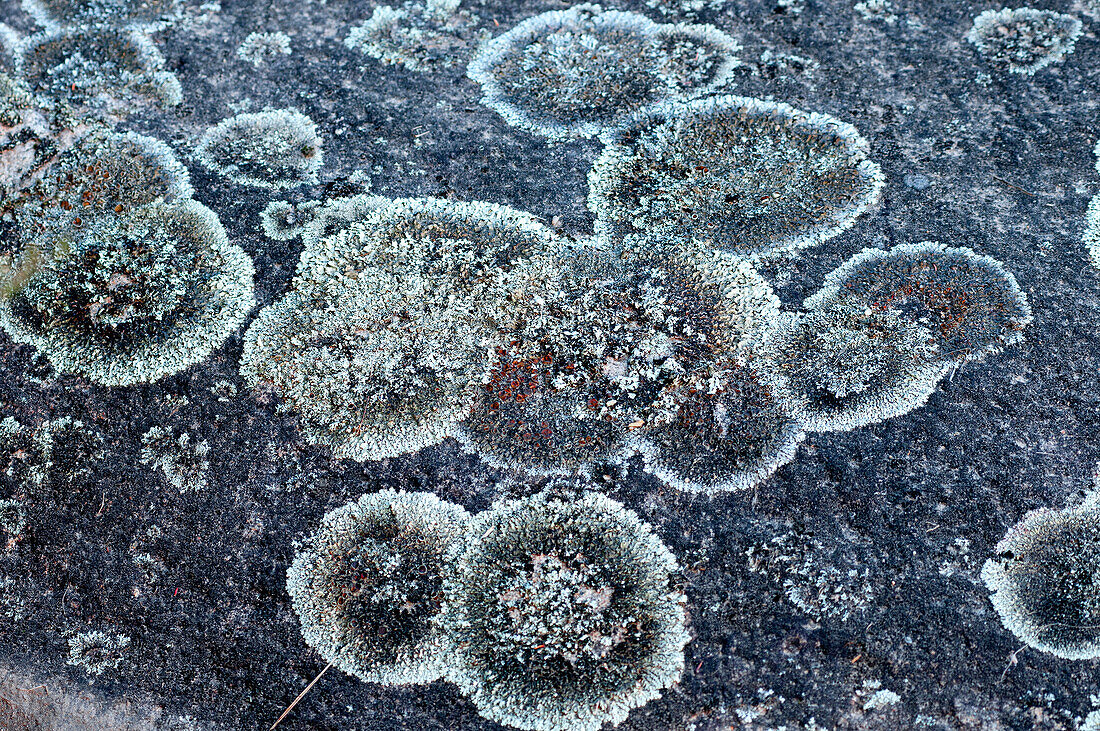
[441,491,689,731]
[982,503,1100,659]
[467,3,739,139]
[194,109,323,190]
[966,8,1082,76]
[16,27,182,111]
[344,0,486,73]
[1,199,254,386]
[588,95,883,259]
[286,489,470,685]
[804,242,1032,363]
[760,303,950,432]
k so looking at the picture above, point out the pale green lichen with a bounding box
[242,196,561,462]
[1,199,254,386]
[804,242,1032,363]
[966,7,1082,76]
[236,31,291,67]
[0,415,104,491]
[139,426,210,493]
[759,303,950,433]
[195,109,323,190]
[982,503,1100,659]
[441,491,689,731]
[286,489,470,685]
[22,0,183,31]
[345,0,486,73]
[66,630,131,676]
[467,3,740,139]
[588,95,883,258]
[258,198,321,241]
[16,27,182,111]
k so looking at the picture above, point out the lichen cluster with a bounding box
[237,31,292,67]
[345,0,486,73]
[66,630,131,676]
[467,3,740,139]
[588,95,884,259]
[22,0,183,31]
[982,500,1100,659]
[288,489,688,731]
[195,109,324,190]
[966,7,1082,76]
[0,129,255,386]
[140,426,211,493]
[287,489,471,684]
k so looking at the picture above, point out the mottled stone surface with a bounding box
[0,0,1098,729]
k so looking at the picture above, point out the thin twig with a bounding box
[992,176,1037,197]
[271,662,332,730]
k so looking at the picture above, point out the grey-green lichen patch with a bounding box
[243,197,560,462]
[286,489,470,685]
[4,129,193,246]
[982,503,1100,659]
[1,199,255,386]
[588,95,884,259]
[1084,193,1100,270]
[344,0,486,73]
[456,248,780,476]
[259,198,321,241]
[236,31,291,67]
[195,109,323,190]
[629,359,805,492]
[22,0,183,31]
[16,27,182,112]
[966,8,1082,76]
[66,630,131,676]
[139,426,210,493]
[760,304,950,433]
[0,498,26,547]
[466,3,740,140]
[441,491,689,731]
[0,415,103,491]
[804,242,1033,363]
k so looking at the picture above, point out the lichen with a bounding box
[441,491,689,731]
[258,198,321,241]
[1084,193,1100,270]
[760,303,950,432]
[236,31,291,67]
[140,426,210,493]
[241,197,561,461]
[0,415,104,492]
[804,242,1032,363]
[16,27,182,112]
[982,503,1100,659]
[286,489,470,685]
[345,0,486,73]
[195,109,323,190]
[588,95,884,259]
[966,8,1082,76]
[629,358,805,492]
[22,0,183,31]
[66,630,130,676]
[467,3,740,139]
[456,247,780,475]
[1,198,255,386]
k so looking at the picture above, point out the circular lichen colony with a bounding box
[22,0,183,31]
[16,27,182,111]
[467,3,739,139]
[241,197,563,461]
[630,359,805,492]
[966,7,1082,76]
[457,248,779,475]
[804,242,1033,363]
[441,491,689,731]
[345,0,486,73]
[195,109,323,189]
[1,200,254,386]
[588,95,884,258]
[258,199,320,241]
[1084,194,1100,270]
[759,303,950,432]
[982,504,1100,659]
[287,490,470,684]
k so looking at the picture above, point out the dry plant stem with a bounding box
[270,662,332,730]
